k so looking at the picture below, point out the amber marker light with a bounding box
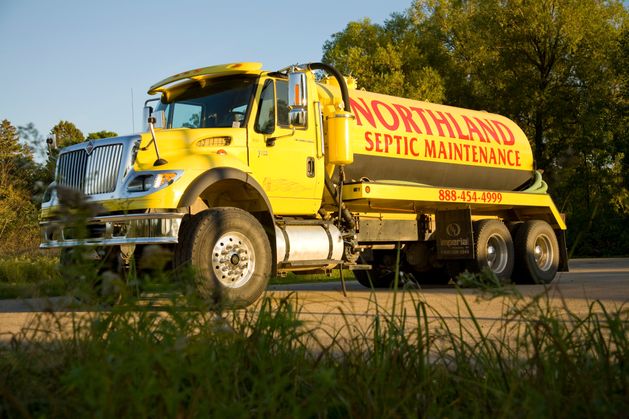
[154,172,178,188]
[294,84,301,106]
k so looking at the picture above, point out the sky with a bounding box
[0,0,413,149]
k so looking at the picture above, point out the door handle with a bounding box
[306,157,315,178]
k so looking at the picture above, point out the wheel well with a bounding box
[179,172,277,276]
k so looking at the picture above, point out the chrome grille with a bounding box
[57,144,124,195]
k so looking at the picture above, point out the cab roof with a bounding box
[147,62,264,95]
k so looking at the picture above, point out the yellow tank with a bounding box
[316,82,535,191]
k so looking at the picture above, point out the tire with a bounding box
[177,207,272,308]
[405,241,450,285]
[512,220,559,284]
[468,220,514,281]
[353,250,398,288]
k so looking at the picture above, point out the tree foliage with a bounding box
[322,0,629,256]
[86,130,118,140]
[0,120,39,254]
[323,17,445,102]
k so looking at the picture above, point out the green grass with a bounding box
[0,255,352,299]
[0,272,627,417]
[0,255,66,299]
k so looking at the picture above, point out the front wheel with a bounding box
[176,208,272,308]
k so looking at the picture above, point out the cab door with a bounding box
[248,78,322,216]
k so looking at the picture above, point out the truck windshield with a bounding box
[155,75,257,129]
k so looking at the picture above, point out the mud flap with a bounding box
[436,209,474,259]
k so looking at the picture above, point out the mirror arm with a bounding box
[142,116,168,166]
[265,127,295,147]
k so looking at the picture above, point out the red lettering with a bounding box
[438,141,447,159]
[372,100,400,131]
[393,103,422,134]
[479,146,487,162]
[411,107,434,135]
[375,132,383,152]
[507,150,516,166]
[365,131,374,151]
[446,113,470,140]
[453,142,463,160]
[394,135,403,154]
[424,139,436,157]
[489,148,497,164]
[350,98,377,128]
[462,116,486,142]
[410,137,419,156]
[492,120,516,146]
[498,148,507,165]
[384,134,393,153]
[474,118,499,143]
[427,110,455,138]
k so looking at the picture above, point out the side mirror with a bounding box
[142,106,153,132]
[143,106,167,131]
[288,69,308,128]
[46,134,57,153]
[153,110,166,129]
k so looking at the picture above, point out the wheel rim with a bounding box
[211,232,255,288]
[533,234,553,272]
[486,233,508,274]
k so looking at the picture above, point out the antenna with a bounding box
[131,88,135,132]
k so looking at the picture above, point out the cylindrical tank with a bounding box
[274,224,343,268]
[316,82,535,191]
[326,111,355,165]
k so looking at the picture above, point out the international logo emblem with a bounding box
[85,140,94,155]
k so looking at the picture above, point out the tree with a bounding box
[18,122,46,163]
[51,120,84,148]
[45,121,85,181]
[0,120,39,255]
[323,16,445,103]
[0,119,32,190]
[86,130,118,140]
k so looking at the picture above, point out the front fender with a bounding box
[178,167,273,216]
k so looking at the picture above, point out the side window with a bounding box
[172,103,202,128]
[276,80,289,127]
[255,80,275,134]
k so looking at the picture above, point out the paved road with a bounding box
[1,258,627,343]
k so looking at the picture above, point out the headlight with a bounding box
[127,175,155,193]
[126,172,180,193]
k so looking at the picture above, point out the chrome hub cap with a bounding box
[533,234,553,272]
[211,232,255,288]
[486,234,508,274]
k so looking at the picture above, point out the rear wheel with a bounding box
[176,207,272,307]
[513,220,559,284]
[468,220,514,281]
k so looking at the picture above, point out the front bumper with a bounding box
[40,213,184,248]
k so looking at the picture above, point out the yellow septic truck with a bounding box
[40,62,568,306]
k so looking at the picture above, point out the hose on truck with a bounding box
[522,170,548,194]
[307,62,352,113]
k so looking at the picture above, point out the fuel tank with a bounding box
[316,82,535,191]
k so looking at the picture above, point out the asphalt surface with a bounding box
[1,258,627,343]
